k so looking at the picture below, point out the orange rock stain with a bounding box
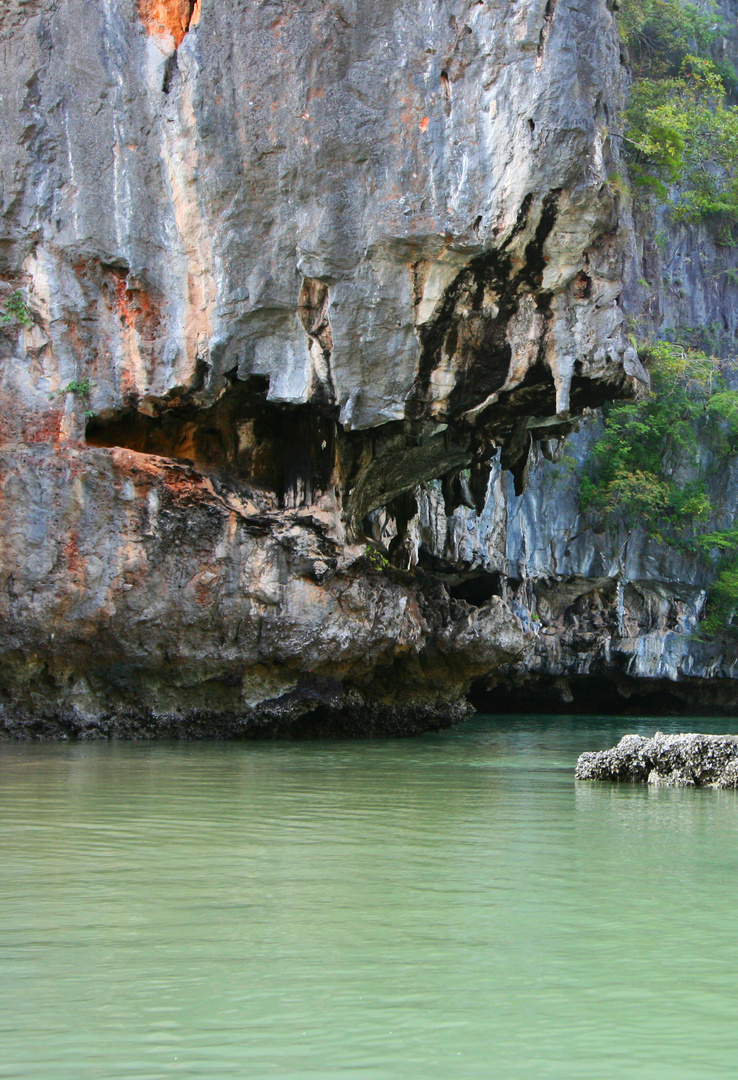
[108,447,225,510]
[112,271,161,339]
[194,576,218,606]
[137,0,200,48]
[64,531,83,579]
[22,410,65,446]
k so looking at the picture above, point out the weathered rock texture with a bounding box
[403,0,738,719]
[408,420,738,717]
[0,0,642,736]
[576,733,738,788]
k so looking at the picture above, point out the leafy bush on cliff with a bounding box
[619,0,717,79]
[580,341,718,537]
[626,58,738,225]
[0,289,31,327]
[580,338,738,634]
[620,1,738,233]
[698,558,738,633]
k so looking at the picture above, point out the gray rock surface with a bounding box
[0,0,634,435]
[394,0,738,712]
[576,732,738,788]
[408,418,738,705]
[0,0,646,736]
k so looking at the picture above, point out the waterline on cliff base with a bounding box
[2,714,738,1079]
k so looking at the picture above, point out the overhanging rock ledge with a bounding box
[0,0,639,737]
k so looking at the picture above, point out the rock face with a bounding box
[412,418,738,717]
[411,0,738,719]
[576,733,738,788]
[0,0,641,736]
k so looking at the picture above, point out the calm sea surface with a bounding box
[2,714,738,1080]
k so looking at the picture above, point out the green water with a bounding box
[2,715,738,1079]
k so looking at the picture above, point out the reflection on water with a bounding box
[2,715,738,1079]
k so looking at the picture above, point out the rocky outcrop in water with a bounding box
[576,733,738,788]
[0,0,643,736]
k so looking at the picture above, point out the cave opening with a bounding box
[467,674,732,718]
[449,573,503,607]
[85,376,338,509]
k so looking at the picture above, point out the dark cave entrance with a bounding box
[85,376,338,509]
[449,573,504,607]
[468,674,737,718]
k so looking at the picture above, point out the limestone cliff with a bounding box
[0,0,642,736]
[415,0,738,718]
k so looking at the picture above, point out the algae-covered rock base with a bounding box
[576,733,738,789]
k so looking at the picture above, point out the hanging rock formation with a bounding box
[412,0,738,719]
[0,0,640,736]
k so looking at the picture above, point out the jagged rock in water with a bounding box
[576,733,738,788]
[0,0,641,736]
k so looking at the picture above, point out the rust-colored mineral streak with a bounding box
[137,0,200,48]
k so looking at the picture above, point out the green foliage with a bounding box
[580,341,719,537]
[693,526,738,557]
[580,338,738,636]
[626,57,738,230]
[700,558,738,635]
[64,378,92,397]
[689,527,738,634]
[619,2,738,234]
[706,390,738,439]
[0,290,32,328]
[619,0,719,80]
[365,545,389,572]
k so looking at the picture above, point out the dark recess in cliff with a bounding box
[86,376,337,510]
[85,377,477,528]
[450,574,503,607]
[407,191,562,427]
[469,674,738,717]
